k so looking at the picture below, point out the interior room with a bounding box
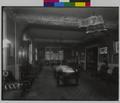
[2,7,119,100]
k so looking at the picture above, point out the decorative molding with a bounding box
[3,7,16,20]
[34,38,80,43]
[15,14,117,30]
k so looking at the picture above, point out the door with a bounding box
[86,47,98,72]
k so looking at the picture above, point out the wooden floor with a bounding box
[21,66,118,100]
[3,65,118,100]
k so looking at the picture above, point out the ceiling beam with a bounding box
[34,38,81,43]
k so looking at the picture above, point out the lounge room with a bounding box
[2,7,119,100]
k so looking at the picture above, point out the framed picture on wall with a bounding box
[99,47,108,54]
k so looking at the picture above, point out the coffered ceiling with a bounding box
[5,7,119,43]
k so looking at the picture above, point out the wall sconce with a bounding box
[22,50,26,57]
[18,49,27,58]
[18,50,22,57]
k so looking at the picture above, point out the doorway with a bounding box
[86,46,98,73]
